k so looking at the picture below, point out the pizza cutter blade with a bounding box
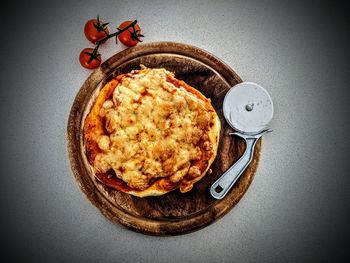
[210,82,274,200]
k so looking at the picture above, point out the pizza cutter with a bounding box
[210,82,274,200]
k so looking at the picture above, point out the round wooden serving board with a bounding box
[67,42,261,235]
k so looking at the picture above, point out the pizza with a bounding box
[83,65,221,197]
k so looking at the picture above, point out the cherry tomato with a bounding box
[79,48,101,69]
[118,21,142,47]
[84,19,109,44]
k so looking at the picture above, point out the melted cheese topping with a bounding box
[93,67,215,190]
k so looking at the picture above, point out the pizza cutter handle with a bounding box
[210,136,257,199]
[210,129,272,200]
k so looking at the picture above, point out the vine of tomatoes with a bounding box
[79,15,144,69]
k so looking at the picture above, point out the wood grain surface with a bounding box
[67,42,261,235]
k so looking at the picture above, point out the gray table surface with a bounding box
[1,0,349,262]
